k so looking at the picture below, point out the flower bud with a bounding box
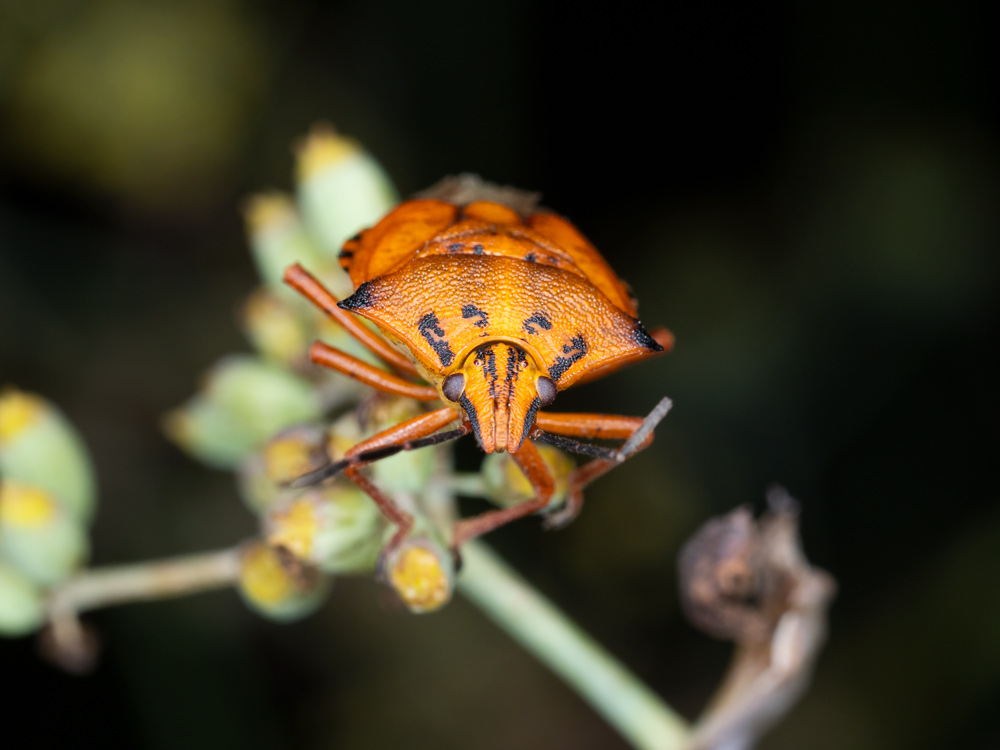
[0,388,96,524]
[237,425,327,514]
[164,356,323,468]
[481,443,574,509]
[0,481,89,586]
[265,486,384,574]
[243,193,328,297]
[385,537,454,614]
[237,541,329,622]
[0,560,46,636]
[295,125,398,267]
[241,288,312,368]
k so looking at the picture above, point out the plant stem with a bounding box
[48,546,242,616]
[458,541,691,750]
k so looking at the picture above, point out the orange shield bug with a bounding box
[284,190,673,555]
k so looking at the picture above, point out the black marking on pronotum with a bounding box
[524,252,537,263]
[288,426,470,487]
[548,334,587,380]
[417,312,455,366]
[461,303,489,328]
[449,242,463,253]
[533,430,621,461]
[458,394,483,448]
[473,243,484,254]
[632,321,664,352]
[520,396,541,449]
[338,249,354,258]
[338,281,375,310]
[522,311,552,335]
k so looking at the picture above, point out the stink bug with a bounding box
[284,186,673,555]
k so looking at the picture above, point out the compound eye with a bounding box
[536,376,557,406]
[442,372,466,402]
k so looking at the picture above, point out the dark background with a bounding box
[1,1,998,748]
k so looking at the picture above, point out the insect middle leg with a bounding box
[284,263,420,376]
[533,403,667,528]
[451,439,556,547]
[311,342,438,401]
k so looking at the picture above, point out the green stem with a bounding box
[458,541,691,750]
[48,546,242,615]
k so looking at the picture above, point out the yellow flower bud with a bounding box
[237,541,329,622]
[241,288,311,367]
[237,425,327,514]
[294,124,398,266]
[385,538,454,614]
[243,192,329,297]
[0,481,89,586]
[481,443,575,509]
[265,486,383,574]
[0,388,96,524]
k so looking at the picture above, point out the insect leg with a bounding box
[284,263,420,376]
[310,407,462,563]
[451,439,556,547]
[533,397,672,528]
[311,342,439,401]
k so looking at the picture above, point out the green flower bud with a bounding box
[481,443,574,509]
[295,125,398,270]
[0,481,89,586]
[385,536,454,614]
[0,388,97,524]
[237,541,329,622]
[0,560,46,636]
[237,425,328,514]
[243,193,328,297]
[265,486,384,574]
[241,287,312,368]
[164,356,324,468]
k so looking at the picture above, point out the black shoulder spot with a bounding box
[339,281,375,310]
[632,321,663,352]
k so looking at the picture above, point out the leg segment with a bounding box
[339,407,462,554]
[311,342,439,401]
[533,397,672,528]
[284,263,420,376]
[451,439,555,547]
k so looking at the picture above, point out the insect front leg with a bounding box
[310,342,438,401]
[329,407,461,573]
[451,439,556,547]
[532,397,671,528]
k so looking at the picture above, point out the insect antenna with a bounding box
[289,425,470,488]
